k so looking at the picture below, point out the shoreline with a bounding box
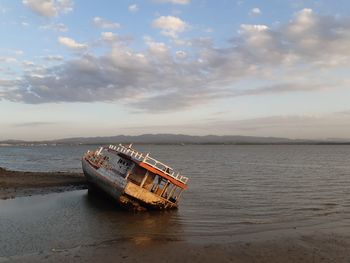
[0,167,87,200]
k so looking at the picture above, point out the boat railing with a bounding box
[107,144,189,184]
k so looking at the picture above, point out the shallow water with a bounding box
[0,190,185,257]
[1,145,350,257]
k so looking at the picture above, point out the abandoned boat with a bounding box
[82,144,189,210]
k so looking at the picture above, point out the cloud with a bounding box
[22,0,73,17]
[206,113,350,139]
[154,0,190,4]
[93,17,120,29]
[22,60,35,67]
[152,16,187,37]
[12,121,56,127]
[0,78,18,87]
[250,7,261,16]
[144,38,169,53]
[40,23,68,32]
[100,32,133,45]
[0,56,17,63]
[232,83,331,97]
[336,110,350,116]
[128,4,139,13]
[14,50,24,56]
[239,24,268,32]
[3,9,350,113]
[175,50,187,59]
[101,32,117,42]
[42,55,64,61]
[58,37,87,49]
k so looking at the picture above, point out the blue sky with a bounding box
[1,0,350,140]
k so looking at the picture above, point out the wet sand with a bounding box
[0,167,87,199]
[4,231,350,263]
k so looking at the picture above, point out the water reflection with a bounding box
[0,190,184,257]
[83,190,185,244]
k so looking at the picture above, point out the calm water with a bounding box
[1,145,350,257]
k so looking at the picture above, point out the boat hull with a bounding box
[82,158,125,201]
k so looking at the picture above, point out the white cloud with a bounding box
[240,24,268,32]
[21,22,30,27]
[93,17,120,29]
[145,39,169,55]
[22,60,35,66]
[43,55,64,61]
[14,50,24,56]
[0,57,17,63]
[58,37,87,49]
[288,8,315,34]
[22,0,73,17]
[152,16,187,37]
[100,32,133,45]
[101,32,117,42]
[40,23,68,32]
[175,50,187,59]
[154,0,190,4]
[250,7,261,16]
[3,9,350,113]
[128,4,139,13]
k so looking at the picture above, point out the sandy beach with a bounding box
[0,167,87,200]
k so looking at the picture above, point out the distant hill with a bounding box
[52,134,307,145]
[2,133,347,145]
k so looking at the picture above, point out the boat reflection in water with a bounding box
[84,190,185,245]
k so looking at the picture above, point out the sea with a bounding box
[1,144,350,257]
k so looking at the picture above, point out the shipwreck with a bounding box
[82,144,189,210]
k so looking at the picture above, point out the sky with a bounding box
[1,0,350,140]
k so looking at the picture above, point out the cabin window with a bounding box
[117,159,129,166]
[114,157,131,176]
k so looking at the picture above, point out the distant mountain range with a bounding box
[1,134,350,145]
